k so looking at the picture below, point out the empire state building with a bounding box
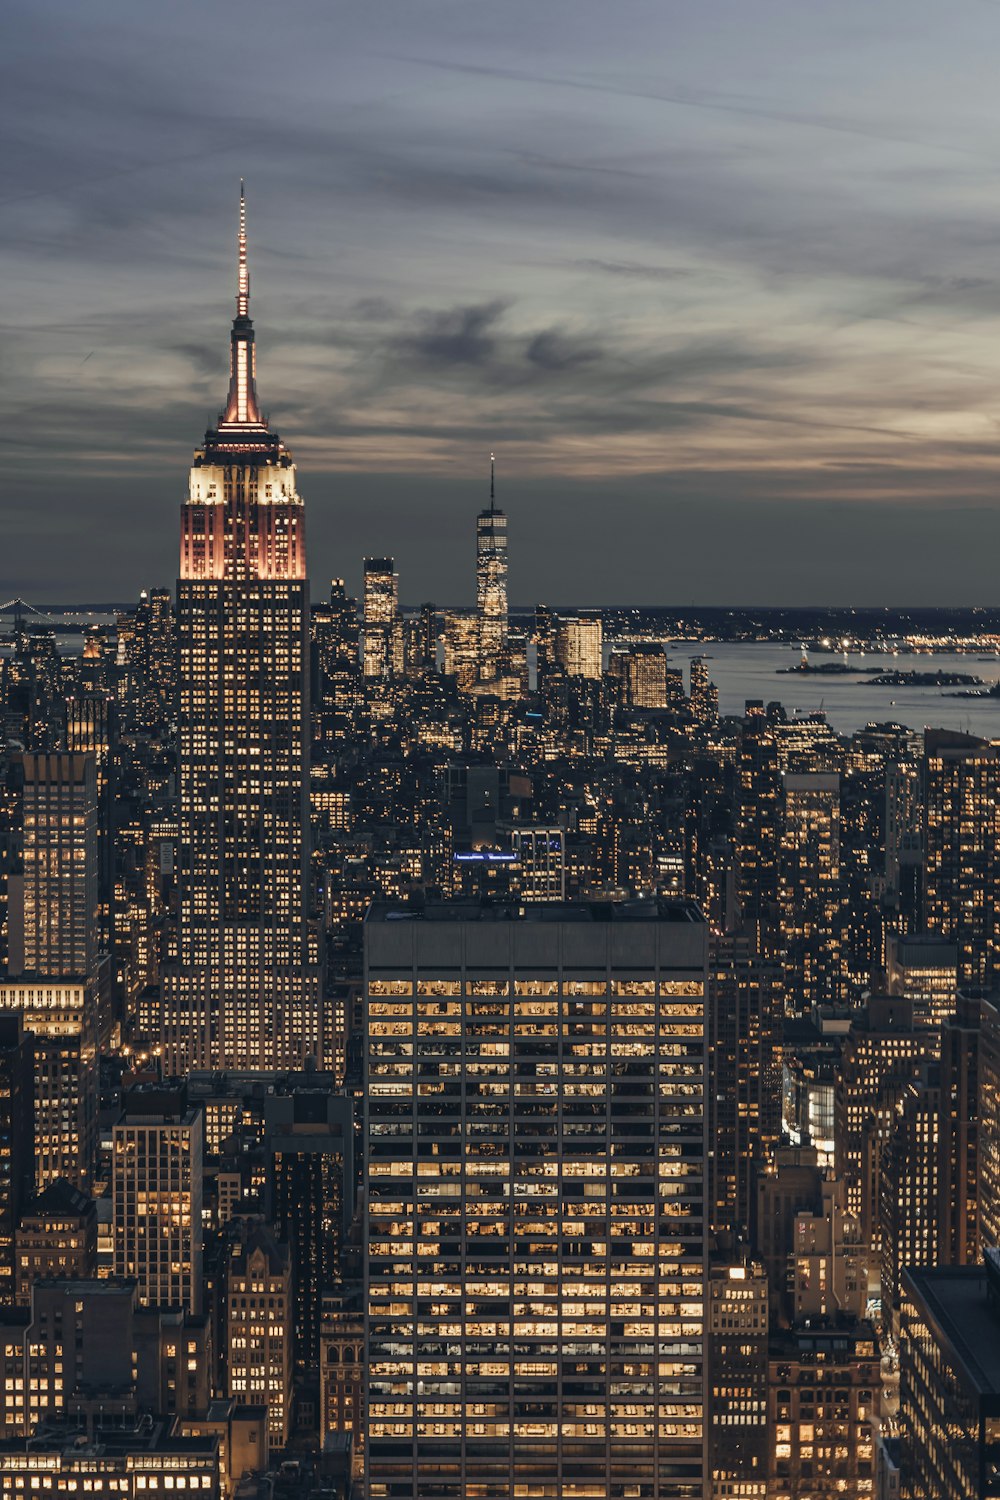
[161,186,321,1073]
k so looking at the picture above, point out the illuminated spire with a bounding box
[490,451,496,514]
[237,179,249,319]
[221,179,263,427]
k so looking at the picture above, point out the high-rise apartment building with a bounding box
[161,186,320,1073]
[113,1085,204,1314]
[553,615,603,679]
[476,455,508,684]
[364,897,709,1499]
[363,559,400,680]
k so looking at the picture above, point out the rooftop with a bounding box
[367,897,704,925]
[902,1264,1000,1394]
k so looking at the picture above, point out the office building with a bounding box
[879,1071,941,1335]
[363,558,400,680]
[113,1085,204,1313]
[707,923,782,1241]
[476,455,508,684]
[161,185,321,1073]
[266,1076,354,1372]
[364,897,709,1499]
[15,1178,97,1299]
[924,731,1000,991]
[937,992,980,1266]
[0,976,100,1192]
[12,751,98,981]
[978,993,1000,1251]
[835,994,937,1249]
[886,932,958,1029]
[0,1014,31,1306]
[778,772,842,1013]
[0,1419,220,1497]
[707,1260,768,1499]
[899,1254,1000,1499]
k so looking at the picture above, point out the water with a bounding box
[667,642,1000,737]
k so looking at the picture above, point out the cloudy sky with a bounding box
[5,0,1000,604]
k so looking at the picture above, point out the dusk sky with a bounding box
[5,0,1000,604]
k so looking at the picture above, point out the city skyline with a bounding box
[7,1,1000,603]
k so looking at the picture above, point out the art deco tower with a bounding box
[162,185,320,1073]
[475,453,508,682]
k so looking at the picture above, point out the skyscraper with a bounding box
[924,730,1000,991]
[15,752,98,981]
[161,185,321,1073]
[778,771,842,1013]
[363,559,400,680]
[476,454,508,684]
[364,897,709,1499]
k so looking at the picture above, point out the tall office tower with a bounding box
[15,752,98,981]
[706,1260,769,1500]
[553,614,603,679]
[777,772,842,1014]
[924,730,1000,990]
[532,603,556,686]
[162,185,320,1074]
[835,995,937,1250]
[900,1256,1000,1500]
[112,1085,204,1313]
[735,707,781,956]
[362,559,399,680]
[476,454,508,683]
[64,694,117,958]
[0,1014,32,1306]
[886,932,958,1028]
[884,757,923,935]
[365,898,709,1500]
[879,1070,941,1335]
[707,924,782,1241]
[265,1078,354,1372]
[226,1218,292,1447]
[937,992,980,1266]
[978,994,1000,1250]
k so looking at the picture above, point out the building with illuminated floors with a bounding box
[161,184,321,1073]
[364,897,709,1500]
